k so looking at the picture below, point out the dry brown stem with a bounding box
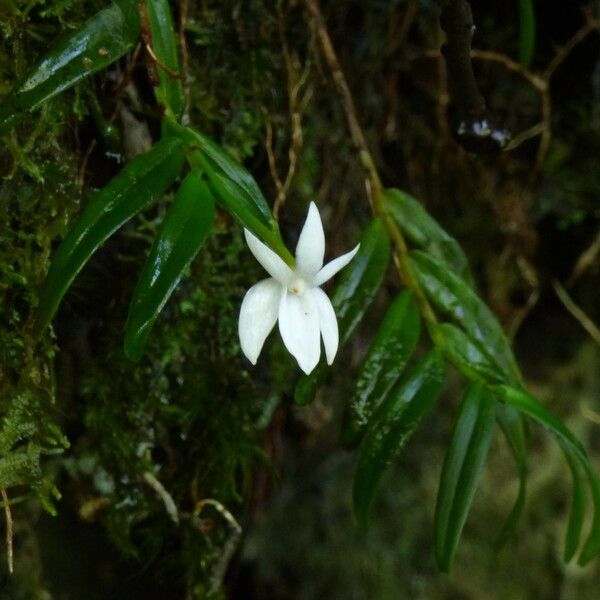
[1,490,13,575]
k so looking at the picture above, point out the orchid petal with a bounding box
[278,290,320,374]
[313,244,360,287]
[244,229,294,285]
[238,278,282,364]
[295,202,325,277]
[312,287,339,365]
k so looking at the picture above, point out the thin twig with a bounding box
[264,118,284,198]
[543,18,599,80]
[387,0,419,56]
[178,0,192,124]
[143,472,179,525]
[1,490,13,574]
[470,50,546,90]
[304,0,377,192]
[305,0,441,334]
[112,42,143,103]
[581,404,600,426]
[420,48,545,89]
[195,499,242,594]
[77,139,97,190]
[553,280,600,346]
[144,43,182,80]
[568,227,600,285]
[268,5,313,219]
[504,122,545,151]
[507,256,540,339]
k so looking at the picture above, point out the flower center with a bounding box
[288,277,307,296]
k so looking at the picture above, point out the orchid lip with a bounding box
[288,277,308,296]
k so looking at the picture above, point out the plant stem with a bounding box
[305,0,441,341]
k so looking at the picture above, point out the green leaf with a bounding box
[495,384,600,564]
[385,188,473,284]
[434,382,496,571]
[169,124,292,263]
[176,126,275,226]
[344,290,421,445]
[562,447,586,562]
[0,0,140,135]
[353,350,446,527]
[496,385,586,459]
[124,170,215,360]
[410,250,520,381]
[435,322,507,383]
[146,0,184,119]
[578,463,600,565]
[436,321,528,544]
[35,136,185,334]
[494,405,528,546]
[518,0,536,68]
[294,219,391,406]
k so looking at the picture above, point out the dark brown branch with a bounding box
[439,0,484,114]
[438,0,511,153]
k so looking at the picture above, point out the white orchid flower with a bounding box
[239,202,359,375]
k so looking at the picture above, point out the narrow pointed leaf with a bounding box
[435,319,529,541]
[353,350,446,527]
[562,446,586,562]
[0,0,140,134]
[175,125,277,229]
[35,137,184,334]
[344,291,421,445]
[294,219,391,406]
[495,385,586,459]
[494,384,600,564]
[124,171,215,360]
[578,463,600,565]
[167,123,292,263]
[494,404,528,546]
[410,250,520,381]
[436,322,507,383]
[146,0,184,119]
[434,382,496,571]
[385,188,473,284]
[206,165,291,261]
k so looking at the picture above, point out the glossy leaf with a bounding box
[385,188,473,284]
[124,171,215,360]
[0,0,140,135]
[434,318,528,542]
[436,322,506,383]
[146,0,184,119]
[170,124,292,263]
[353,350,446,527]
[578,462,600,565]
[518,0,536,68]
[344,291,421,445]
[496,385,587,459]
[294,219,391,406]
[495,384,600,564]
[434,382,496,571]
[410,250,520,381]
[562,447,586,562]
[494,404,528,546]
[35,137,185,334]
